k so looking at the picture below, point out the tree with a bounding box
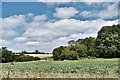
[96,24,120,58]
[76,37,96,57]
[61,48,79,60]
[1,49,14,62]
[75,44,87,57]
[52,24,120,60]
[60,48,71,60]
[35,50,39,54]
[2,47,7,50]
[76,39,84,45]
[68,40,76,46]
[52,46,65,60]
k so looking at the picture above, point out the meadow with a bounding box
[0,58,119,78]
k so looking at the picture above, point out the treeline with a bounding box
[0,48,40,63]
[53,24,120,60]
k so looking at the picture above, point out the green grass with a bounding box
[1,58,119,78]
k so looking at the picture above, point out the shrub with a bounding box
[16,55,40,62]
[1,49,14,63]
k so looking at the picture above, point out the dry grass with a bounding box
[1,71,118,78]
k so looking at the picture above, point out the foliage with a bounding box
[68,40,76,46]
[0,48,40,63]
[61,48,79,60]
[0,49,14,63]
[96,24,120,58]
[52,46,66,60]
[53,37,96,60]
[53,24,120,60]
[15,54,40,62]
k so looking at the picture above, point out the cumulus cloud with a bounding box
[2,15,25,28]
[82,0,119,2]
[80,3,118,19]
[0,18,2,37]
[2,15,26,37]
[26,41,40,45]
[33,14,47,22]
[3,0,119,2]
[54,7,79,19]
[38,0,78,2]
[2,13,48,38]
[2,30,19,37]
[1,2,119,53]
[3,0,38,2]
[13,17,118,52]
[98,3,118,19]
[80,11,92,18]
[23,19,103,42]
[14,37,26,42]
[37,0,119,2]
[2,13,118,52]
[0,39,6,45]
[0,39,12,47]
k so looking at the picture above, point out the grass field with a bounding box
[0,58,119,78]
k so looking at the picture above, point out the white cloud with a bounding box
[38,0,119,2]
[26,41,40,45]
[2,30,19,37]
[80,11,92,18]
[3,0,38,2]
[0,39,6,44]
[2,14,48,38]
[98,3,118,19]
[33,14,47,22]
[80,3,118,19]
[20,18,117,52]
[54,7,79,19]
[1,2,119,52]
[0,18,2,37]
[82,0,119,2]
[2,0,119,2]
[0,39,11,47]
[2,15,26,37]
[14,37,26,42]
[38,0,78,2]
[2,15,25,28]
[26,13,34,17]
[2,13,118,52]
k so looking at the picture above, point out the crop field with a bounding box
[24,54,53,58]
[0,58,119,78]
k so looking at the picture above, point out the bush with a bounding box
[15,55,40,62]
[1,49,40,63]
[1,50,14,63]
[34,57,41,60]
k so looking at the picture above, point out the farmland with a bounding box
[24,54,53,58]
[1,58,119,78]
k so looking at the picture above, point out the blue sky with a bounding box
[1,1,119,52]
[2,2,118,19]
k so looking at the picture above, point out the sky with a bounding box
[1,0,119,53]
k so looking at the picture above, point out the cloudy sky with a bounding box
[1,0,119,53]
